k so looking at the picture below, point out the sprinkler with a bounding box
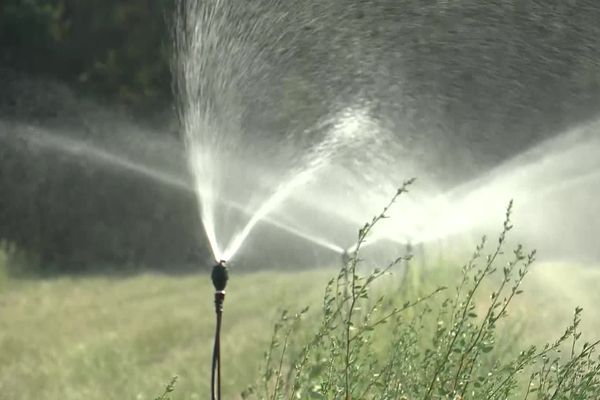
[341,249,352,301]
[341,249,351,267]
[211,260,228,400]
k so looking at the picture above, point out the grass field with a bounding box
[0,260,599,399]
[0,269,330,399]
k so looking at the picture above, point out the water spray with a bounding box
[210,259,228,400]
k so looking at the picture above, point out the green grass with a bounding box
[0,269,329,399]
[0,261,599,399]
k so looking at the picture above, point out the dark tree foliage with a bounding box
[0,0,172,111]
[0,131,207,273]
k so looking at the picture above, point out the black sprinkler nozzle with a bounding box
[211,260,229,292]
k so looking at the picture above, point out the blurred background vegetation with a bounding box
[1,0,172,111]
[1,0,600,274]
[0,0,200,274]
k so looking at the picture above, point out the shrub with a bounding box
[242,181,600,400]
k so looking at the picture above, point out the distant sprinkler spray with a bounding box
[341,249,352,300]
[210,259,228,400]
[341,249,351,266]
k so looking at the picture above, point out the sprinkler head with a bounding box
[341,250,350,265]
[211,260,229,291]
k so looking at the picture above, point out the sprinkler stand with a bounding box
[211,260,228,400]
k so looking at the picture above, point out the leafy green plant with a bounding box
[154,376,178,400]
[244,181,600,400]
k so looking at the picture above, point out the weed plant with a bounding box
[154,376,178,400]
[238,180,600,400]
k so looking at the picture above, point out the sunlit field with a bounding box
[1,258,598,399]
[0,269,329,399]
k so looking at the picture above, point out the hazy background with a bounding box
[1,0,600,273]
